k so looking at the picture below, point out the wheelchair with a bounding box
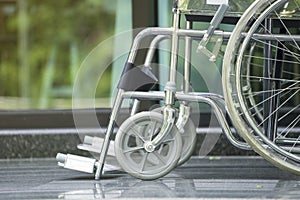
[57,0,300,180]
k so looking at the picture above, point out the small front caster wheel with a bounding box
[151,107,196,166]
[114,111,182,180]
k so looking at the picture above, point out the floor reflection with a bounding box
[1,157,300,199]
[57,177,300,199]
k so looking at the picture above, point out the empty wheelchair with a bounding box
[57,0,300,180]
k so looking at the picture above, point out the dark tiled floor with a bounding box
[0,156,300,199]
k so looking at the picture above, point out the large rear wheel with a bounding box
[223,0,300,175]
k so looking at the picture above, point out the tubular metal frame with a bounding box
[59,2,300,180]
[93,26,300,179]
[94,20,253,179]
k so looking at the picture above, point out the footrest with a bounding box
[77,136,115,156]
[56,153,122,173]
[56,153,96,173]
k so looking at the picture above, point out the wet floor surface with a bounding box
[1,156,300,199]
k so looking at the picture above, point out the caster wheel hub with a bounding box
[144,141,155,153]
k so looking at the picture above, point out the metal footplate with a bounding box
[56,136,120,174]
[77,136,115,156]
[56,153,97,173]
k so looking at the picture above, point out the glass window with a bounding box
[0,0,131,110]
